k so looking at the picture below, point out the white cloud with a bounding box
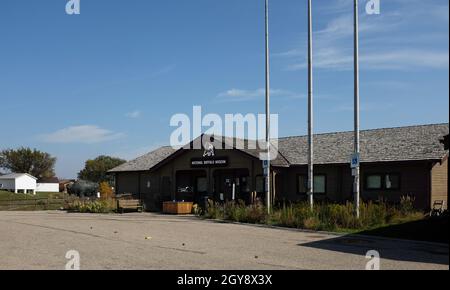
[328,102,394,113]
[278,1,449,72]
[40,125,125,144]
[288,49,449,71]
[361,50,449,70]
[217,88,304,102]
[126,110,141,118]
[218,88,265,100]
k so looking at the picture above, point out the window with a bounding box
[366,175,382,190]
[314,175,326,194]
[196,177,208,193]
[385,174,400,190]
[256,176,265,193]
[298,175,326,194]
[365,174,400,190]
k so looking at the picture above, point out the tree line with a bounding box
[0,147,126,183]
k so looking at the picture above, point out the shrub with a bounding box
[359,201,387,228]
[66,199,115,213]
[201,199,424,232]
[303,216,320,230]
[320,202,356,230]
[244,202,267,224]
[99,181,114,199]
[399,195,415,215]
[204,200,224,220]
[204,200,267,224]
[272,204,298,228]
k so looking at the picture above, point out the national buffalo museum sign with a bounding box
[191,157,228,168]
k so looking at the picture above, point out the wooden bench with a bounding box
[117,199,143,213]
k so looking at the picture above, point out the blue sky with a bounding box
[0,0,448,178]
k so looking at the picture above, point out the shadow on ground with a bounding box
[300,217,449,266]
[358,216,449,244]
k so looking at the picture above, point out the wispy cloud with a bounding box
[277,0,449,72]
[328,102,394,113]
[216,88,304,102]
[148,64,176,79]
[288,49,449,71]
[125,110,141,119]
[39,125,125,144]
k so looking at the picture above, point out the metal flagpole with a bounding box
[264,0,271,214]
[353,0,361,219]
[307,0,314,211]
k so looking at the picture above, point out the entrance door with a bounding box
[221,173,234,201]
[213,169,250,202]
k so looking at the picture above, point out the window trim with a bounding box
[364,173,401,191]
[296,174,327,195]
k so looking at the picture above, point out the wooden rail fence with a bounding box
[0,198,66,211]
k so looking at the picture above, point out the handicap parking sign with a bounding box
[350,153,360,169]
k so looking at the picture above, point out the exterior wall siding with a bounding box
[276,161,434,209]
[277,165,349,203]
[431,158,448,209]
[360,161,431,210]
[0,179,15,191]
[15,176,37,192]
[116,172,140,198]
[36,183,59,192]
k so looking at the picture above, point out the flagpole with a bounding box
[307,0,314,211]
[264,0,271,214]
[353,0,361,219]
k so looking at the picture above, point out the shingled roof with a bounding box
[109,146,177,172]
[278,123,449,165]
[109,123,448,172]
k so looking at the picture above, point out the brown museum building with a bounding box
[109,123,449,211]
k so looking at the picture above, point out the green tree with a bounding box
[0,147,56,179]
[78,155,126,183]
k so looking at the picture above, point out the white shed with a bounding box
[0,173,37,195]
[36,177,60,193]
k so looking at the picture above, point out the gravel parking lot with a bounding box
[0,211,448,270]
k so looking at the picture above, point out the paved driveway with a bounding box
[0,211,448,270]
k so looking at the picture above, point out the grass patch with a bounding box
[0,190,66,200]
[0,190,116,213]
[0,190,68,211]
